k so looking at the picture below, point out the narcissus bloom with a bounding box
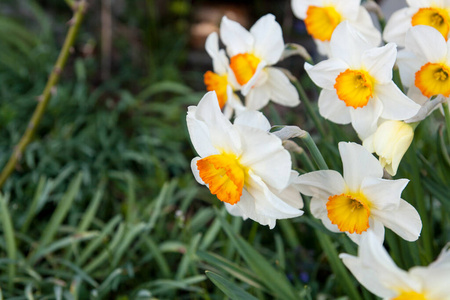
[397,26,450,106]
[187,92,303,228]
[340,231,450,300]
[305,22,420,139]
[203,32,243,118]
[363,120,415,176]
[384,0,450,47]
[220,14,300,110]
[291,0,381,55]
[295,142,422,244]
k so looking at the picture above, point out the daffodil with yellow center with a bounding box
[340,232,450,300]
[384,0,450,46]
[291,0,381,56]
[397,25,450,105]
[305,22,420,139]
[187,92,303,229]
[220,14,300,111]
[295,142,422,244]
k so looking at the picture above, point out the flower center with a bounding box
[326,193,371,234]
[305,6,342,41]
[204,71,229,109]
[393,291,426,300]
[229,53,261,86]
[411,7,450,40]
[415,62,450,98]
[334,69,375,109]
[197,153,245,205]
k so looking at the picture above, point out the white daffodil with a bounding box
[384,0,450,47]
[291,0,381,56]
[340,231,450,300]
[305,22,421,139]
[363,120,415,176]
[203,32,244,119]
[187,91,303,228]
[397,25,450,107]
[294,142,422,244]
[219,14,300,111]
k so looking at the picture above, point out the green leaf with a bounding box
[205,271,259,300]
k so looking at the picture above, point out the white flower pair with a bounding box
[203,14,300,116]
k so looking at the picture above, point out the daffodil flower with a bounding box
[397,25,450,107]
[220,14,300,111]
[294,142,422,244]
[291,0,381,56]
[187,91,303,228]
[384,0,450,47]
[203,32,244,118]
[340,231,450,300]
[363,120,415,176]
[305,22,421,139]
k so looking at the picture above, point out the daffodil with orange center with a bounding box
[305,22,420,139]
[294,142,422,244]
[384,0,450,47]
[203,32,243,119]
[397,25,450,107]
[340,231,450,299]
[219,14,300,111]
[291,0,381,56]
[187,91,304,228]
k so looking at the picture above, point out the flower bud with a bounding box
[363,120,415,176]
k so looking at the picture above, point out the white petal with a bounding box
[346,218,385,245]
[333,0,360,19]
[245,172,303,222]
[241,61,268,96]
[340,253,395,298]
[405,25,447,63]
[244,85,271,110]
[304,58,348,90]
[375,82,421,120]
[349,97,383,139]
[250,14,284,65]
[397,49,424,88]
[371,199,422,241]
[309,196,341,233]
[294,170,346,199]
[383,8,417,46]
[220,16,254,57]
[318,89,352,124]
[362,43,397,83]
[234,110,271,131]
[349,7,382,47]
[191,157,205,185]
[187,92,241,155]
[339,142,383,192]
[237,125,291,190]
[360,177,409,210]
[291,0,317,19]
[271,171,304,209]
[205,32,228,75]
[340,231,415,297]
[265,68,300,107]
[330,21,371,67]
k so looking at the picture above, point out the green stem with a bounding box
[292,80,327,138]
[0,1,87,189]
[315,230,362,300]
[405,143,433,264]
[0,194,17,291]
[299,132,329,170]
[442,102,450,147]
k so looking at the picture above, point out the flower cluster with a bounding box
[187,2,450,298]
[203,14,300,117]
